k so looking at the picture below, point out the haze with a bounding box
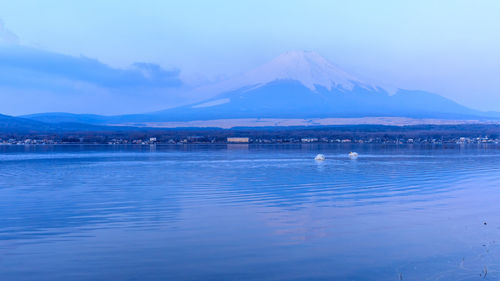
[1,0,500,115]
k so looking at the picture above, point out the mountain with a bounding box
[143,51,493,121]
[21,51,500,126]
[0,114,143,134]
[0,114,53,132]
[146,81,480,121]
[21,112,109,124]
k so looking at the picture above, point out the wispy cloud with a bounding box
[0,46,182,88]
[0,19,19,45]
[0,23,187,115]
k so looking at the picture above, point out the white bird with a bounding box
[348,152,358,159]
[315,154,326,161]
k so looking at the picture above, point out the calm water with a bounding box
[1,144,500,281]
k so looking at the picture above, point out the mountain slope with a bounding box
[21,51,500,125]
[0,114,142,133]
[0,114,54,132]
[146,80,481,121]
[21,112,109,124]
[145,51,493,121]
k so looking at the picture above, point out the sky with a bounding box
[0,0,500,115]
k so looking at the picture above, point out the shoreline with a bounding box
[1,142,499,146]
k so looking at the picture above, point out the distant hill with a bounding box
[0,114,141,134]
[0,114,53,132]
[21,112,109,124]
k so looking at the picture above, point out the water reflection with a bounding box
[0,144,500,280]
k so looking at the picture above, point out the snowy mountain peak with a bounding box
[241,50,367,91]
[189,51,374,100]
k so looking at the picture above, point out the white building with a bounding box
[227,137,249,143]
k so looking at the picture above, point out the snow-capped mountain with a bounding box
[233,50,372,91]
[22,51,499,125]
[145,51,485,122]
[189,50,375,101]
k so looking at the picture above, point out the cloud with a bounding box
[0,21,188,115]
[0,44,188,115]
[0,19,19,45]
[0,45,182,88]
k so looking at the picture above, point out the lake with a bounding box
[1,144,500,280]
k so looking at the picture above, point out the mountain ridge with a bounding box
[17,51,500,126]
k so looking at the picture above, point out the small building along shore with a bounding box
[227,137,250,143]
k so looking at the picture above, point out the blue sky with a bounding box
[1,0,500,115]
